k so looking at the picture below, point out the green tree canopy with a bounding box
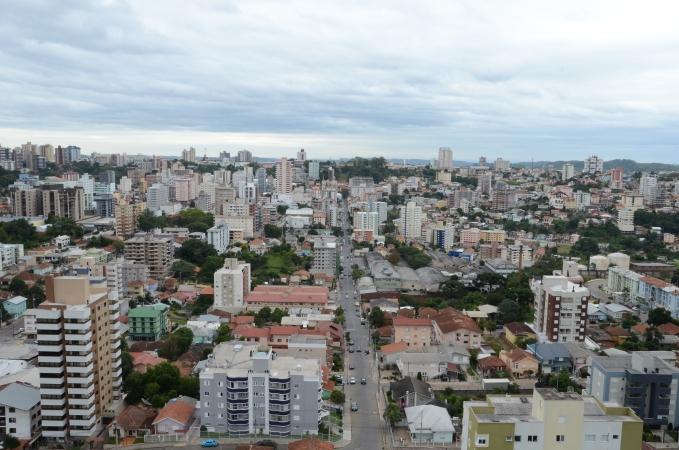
[177,239,218,265]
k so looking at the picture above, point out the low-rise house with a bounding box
[393,316,434,349]
[111,405,157,438]
[432,308,482,349]
[233,325,270,346]
[587,303,608,322]
[476,355,506,377]
[503,322,537,344]
[128,304,169,341]
[3,296,27,318]
[390,376,436,409]
[600,303,634,321]
[130,351,167,373]
[404,405,454,444]
[527,342,573,374]
[0,382,41,443]
[499,348,539,378]
[605,326,631,344]
[152,397,196,434]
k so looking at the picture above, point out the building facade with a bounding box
[213,259,251,310]
[532,276,589,342]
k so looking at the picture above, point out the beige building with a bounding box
[499,348,539,378]
[124,233,174,280]
[41,184,86,221]
[393,317,433,349]
[213,258,251,310]
[114,200,146,237]
[462,388,642,450]
[36,276,122,441]
[12,188,42,217]
[479,229,506,243]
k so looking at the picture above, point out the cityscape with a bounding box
[2,2,679,450]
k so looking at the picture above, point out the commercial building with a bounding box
[532,276,589,342]
[199,342,322,436]
[213,258,251,310]
[207,223,230,254]
[461,388,642,450]
[124,233,174,280]
[35,276,121,440]
[128,304,169,341]
[310,236,336,277]
[589,351,679,427]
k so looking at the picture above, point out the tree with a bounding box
[121,351,134,380]
[158,328,194,360]
[369,308,385,327]
[8,277,27,295]
[199,255,226,283]
[172,260,196,281]
[177,239,218,265]
[255,307,272,327]
[215,324,233,344]
[2,434,20,450]
[270,308,286,324]
[329,389,345,404]
[138,209,168,231]
[264,224,283,238]
[384,402,402,424]
[497,299,521,324]
[648,308,673,326]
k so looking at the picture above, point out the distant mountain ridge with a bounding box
[512,159,679,173]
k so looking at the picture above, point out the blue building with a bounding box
[526,342,572,374]
[3,296,27,318]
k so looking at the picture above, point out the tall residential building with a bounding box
[296,148,306,162]
[437,147,453,170]
[477,171,493,195]
[237,150,252,163]
[123,234,174,280]
[36,276,121,441]
[147,183,170,212]
[181,147,196,162]
[308,160,320,180]
[639,172,658,205]
[368,200,388,224]
[349,177,375,198]
[531,275,589,342]
[310,236,337,276]
[461,388,642,450]
[41,184,86,221]
[213,258,251,310]
[562,162,575,181]
[206,223,230,254]
[610,167,624,190]
[493,157,510,172]
[114,200,145,237]
[275,157,293,194]
[398,201,423,240]
[255,167,268,194]
[617,208,635,233]
[199,342,322,436]
[583,155,604,174]
[118,176,133,193]
[105,259,150,301]
[11,188,42,217]
[353,211,379,236]
[589,352,679,428]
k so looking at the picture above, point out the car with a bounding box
[361,378,367,385]
[349,376,356,384]
[255,440,278,449]
[355,347,360,352]
[201,439,219,447]
[349,364,355,370]
[348,348,354,353]
[364,349,369,355]
[351,402,359,411]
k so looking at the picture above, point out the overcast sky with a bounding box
[1,0,679,162]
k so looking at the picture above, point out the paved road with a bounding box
[337,203,386,450]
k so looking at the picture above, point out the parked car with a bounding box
[201,439,219,448]
[350,376,356,384]
[361,378,367,385]
[351,402,359,411]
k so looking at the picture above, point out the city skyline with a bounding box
[2,1,679,162]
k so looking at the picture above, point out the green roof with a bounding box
[128,306,165,318]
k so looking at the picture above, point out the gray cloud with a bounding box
[1,0,679,161]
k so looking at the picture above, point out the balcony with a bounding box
[69,384,95,396]
[68,396,95,405]
[69,404,96,417]
[40,365,65,373]
[38,355,63,364]
[65,331,92,341]
[36,323,62,331]
[37,333,63,341]
[66,354,93,364]
[67,362,94,373]
[42,418,67,428]
[68,373,94,385]
[70,425,97,437]
[112,349,122,361]
[40,376,65,385]
[41,387,66,396]
[113,378,123,388]
[111,338,122,349]
[113,367,123,379]
[41,397,66,406]
[66,342,93,352]
[70,415,96,428]
[42,429,66,438]
[64,320,92,331]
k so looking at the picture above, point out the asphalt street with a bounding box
[337,202,386,450]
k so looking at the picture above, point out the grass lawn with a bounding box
[557,244,571,255]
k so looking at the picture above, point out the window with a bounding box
[528,435,538,442]
[600,435,609,442]
[293,415,300,421]
[475,435,489,447]
[557,416,566,424]
[9,418,16,423]
[204,391,209,396]
[505,436,513,442]
[612,435,619,440]
[556,435,565,442]
[585,434,595,442]
[514,436,521,442]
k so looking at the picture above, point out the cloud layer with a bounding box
[1,0,679,161]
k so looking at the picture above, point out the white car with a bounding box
[349,376,356,384]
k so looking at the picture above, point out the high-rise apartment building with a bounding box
[296,148,306,162]
[583,155,604,174]
[147,183,170,212]
[123,233,174,280]
[41,184,86,221]
[562,162,575,181]
[237,150,252,163]
[617,208,635,233]
[11,188,42,217]
[114,200,145,237]
[353,211,379,236]
[36,276,121,441]
[199,342,322,436]
[275,157,293,194]
[181,147,196,162]
[213,258,251,310]
[477,171,493,195]
[207,223,230,254]
[308,160,320,180]
[398,201,423,240]
[493,157,510,172]
[461,388,642,450]
[610,167,624,190]
[437,147,453,170]
[639,172,658,206]
[532,275,589,342]
[310,236,337,276]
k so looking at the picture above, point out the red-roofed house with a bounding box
[269,325,302,349]
[130,351,167,373]
[658,322,679,336]
[233,326,270,346]
[477,356,507,377]
[499,348,539,378]
[379,341,408,356]
[111,405,157,437]
[152,397,196,434]
[393,316,433,349]
[231,315,255,326]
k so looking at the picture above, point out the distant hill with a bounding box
[513,159,679,173]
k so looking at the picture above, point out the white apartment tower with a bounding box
[639,172,658,206]
[583,155,604,174]
[437,147,453,170]
[562,163,575,181]
[353,211,379,236]
[213,258,251,310]
[398,201,423,240]
[275,157,293,194]
[310,236,337,276]
[207,223,230,254]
